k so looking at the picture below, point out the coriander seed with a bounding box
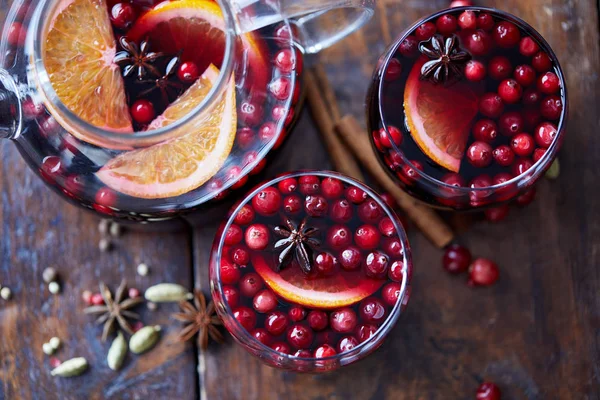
[49,337,61,350]
[137,263,149,276]
[43,343,54,355]
[49,281,61,294]
[109,222,122,237]
[1,287,11,300]
[42,267,58,283]
[99,238,112,252]
[98,219,110,235]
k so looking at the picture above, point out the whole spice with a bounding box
[48,281,61,294]
[172,290,224,349]
[419,34,470,83]
[145,283,191,303]
[49,337,61,350]
[99,238,112,252]
[114,37,165,80]
[84,280,144,341]
[129,325,161,354]
[137,263,149,276]
[109,222,122,238]
[273,218,320,274]
[42,267,58,283]
[1,287,11,300]
[50,357,88,377]
[98,219,110,235]
[107,332,127,371]
[43,343,55,355]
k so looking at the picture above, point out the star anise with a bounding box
[418,34,470,84]
[273,218,321,274]
[114,37,165,80]
[84,280,143,342]
[137,55,185,105]
[172,290,224,349]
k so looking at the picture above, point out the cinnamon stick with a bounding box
[313,65,342,122]
[335,114,455,248]
[305,69,365,182]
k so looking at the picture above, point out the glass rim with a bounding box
[211,170,412,364]
[376,6,568,193]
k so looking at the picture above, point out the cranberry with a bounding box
[534,122,557,148]
[532,148,546,162]
[278,178,297,193]
[469,175,493,204]
[467,141,493,168]
[271,342,290,354]
[493,172,513,186]
[110,3,137,29]
[519,36,540,57]
[488,56,512,80]
[236,127,255,150]
[265,311,289,335]
[498,79,522,104]
[468,258,499,286]
[540,95,563,120]
[49,357,62,369]
[245,224,270,250]
[321,177,344,198]
[472,119,497,143]
[287,324,314,349]
[234,205,254,225]
[251,329,272,345]
[415,22,436,41]
[465,60,486,82]
[365,251,389,278]
[479,93,504,118]
[95,187,117,208]
[222,286,239,308]
[91,293,104,305]
[476,382,501,400]
[271,105,293,127]
[274,48,296,73]
[477,13,495,31]
[532,52,552,72]
[537,72,560,94]
[289,306,306,322]
[269,76,292,101]
[283,195,302,213]
[298,175,320,194]
[458,11,477,30]
[314,344,337,358]
[377,126,403,148]
[492,145,515,167]
[467,30,493,56]
[399,161,423,183]
[7,22,25,46]
[252,187,281,216]
[513,65,536,87]
[399,36,419,57]
[39,116,60,138]
[220,260,241,284]
[227,166,247,190]
[357,200,382,223]
[516,187,536,206]
[327,225,352,249]
[315,252,337,275]
[522,89,542,106]
[356,324,378,343]
[293,349,312,358]
[378,217,396,237]
[239,272,264,297]
[384,238,404,258]
[22,99,45,120]
[307,311,329,331]
[485,205,510,222]
[512,158,534,176]
[346,187,367,204]
[233,307,257,331]
[274,23,294,45]
[131,99,155,124]
[436,14,457,35]
[522,108,542,130]
[382,282,401,306]
[384,59,403,81]
[257,122,276,143]
[82,290,93,305]
[389,260,404,282]
[330,308,358,333]
[450,0,473,6]
[494,21,520,48]
[355,225,381,250]
[339,247,362,271]
[177,61,199,83]
[443,244,472,274]
[511,133,535,157]
[359,298,386,324]
[305,195,328,217]
[224,224,243,246]
[239,101,264,127]
[337,336,359,353]
[40,156,63,183]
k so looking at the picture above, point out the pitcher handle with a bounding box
[230,0,375,54]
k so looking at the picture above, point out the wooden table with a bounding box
[1,0,599,398]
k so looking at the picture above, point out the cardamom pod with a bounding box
[50,357,88,377]
[144,283,191,303]
[107,332,127,371]
[129,325,161,354]
[545,159,560,179]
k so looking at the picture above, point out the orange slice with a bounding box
[404,56,481,172]
[43,0,132,134]
[96,65,236,199]
[252,254,384,309]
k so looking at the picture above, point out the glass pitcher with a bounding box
[0,0,374,223]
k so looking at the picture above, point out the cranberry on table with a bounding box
[476,382,502,400]
[314,344,337,359]
[519,36,540,56]
[330,308,358,333]
[473,119,497,143]
[382,282,401,306]
[253,289,278,313]
[339,247,362,271]
[337,336,359,353]
[494,21,521,48]
[265,311,289,335]
[488,56,512,80]
[222,286,240,308]
[307,310,329,331]
[534,122,557,148]
[245,224,270,250]
[287,324,314,349]
[233,306,257,331]
[537,72,560,94]
[468,258,500,287]
[177,61,200,83]
[540,95,563,120]
[239,272,264,297]
[442,244,472,274]
[513,65,536,87]
[131,99,155,124]
[492,145,515,167]
[91,292,104,305]
[359,298,387,324]
[479,93,505,118]
[498,79,523,104]
[467,141,493,168]
[465,60,486,82]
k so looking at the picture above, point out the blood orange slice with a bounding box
[252,254,384,309]
[404,56,481,172]
[43,0,132,135]
[96,65,236,199]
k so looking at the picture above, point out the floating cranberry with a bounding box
[329,199,352,222]
[384,59,403,81]
[252,187,281,216]
[534,122,557,148]
[498,79,522,104]
[479,93,504,118]
[233,307,257,331]
[7,22,25,46]
[384,238,404,258]
[532,51,552,72]
[283,195,302,214]
[537,72,560,94]
[458,10,477,30]
[378,217,396,238]
[110,1,136,29]
[257,122,276,143]
[40,156,63,183]
[493,173,513,186]
[273,23,294,45]
[222,286,239,308]
[22,99,45,120]
[436,14,458,35]
[512,158,534,176]
[240,272,264,298]
[522,89,541,106]
[492,145,515,167]
[239,100,264,127]
[49,357,62,369]
[339,247,362,271]
[274,48,296,73]
[443,244,472,274]
[95,187,117,208]
[472,119,497,143]
[265,311,289,336]
[321,177,344,198]
[450,0,473,6]
[327,225,352,249]
[399,36,419,57]
[289,306,306,322]
[511,133,535,157]
[516,187,536,206]
[271,104,293,127]
[220,260,241,284]
[314,344,337,359]
[253,289,278,313]
[305,195,329,217]
[356,324,378,343]
[519,36,540,57]
[330,308,358,333]
[400,161,423,183]
[415,22,437,41]
[485,205,510,222]
[224,224,243,246]
[252,329,272,346]
[307,311,329,331]
[269,76,292,101]
[467,30,493,56]
[298,175,320,194]
[388,260,404,282]
[359,298,386,324]
[131,99,155,124]
[377,126,403,148]
[467,141,493,168]
[337,336,359,353]
[346,187,367,204]
[477,13,495,31]
[91,293,104,305]
[442,173,466,188]
[365,251,389,279]
[355,225,381,250]
[540,95,563,120]
[236,127,255,150]
[357,200,382,223]
[494,21,520,48]
[532,148,546,163]
[476,382,501,400]
[271,342,290,354]
[234,205,255,225]
[245,224,270,251]
[175,61,199,83]
[468,258,499,287]
[465,60,486,82]
[382,282,401,306]
[315,252,337,275]
[513,64,536,87]
[522,108,542,130]
[488,56,512,80]
[278,178,297,194]
[469,175,493,205]
[287,324,314,349]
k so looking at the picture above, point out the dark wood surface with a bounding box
[2,0,600,399]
